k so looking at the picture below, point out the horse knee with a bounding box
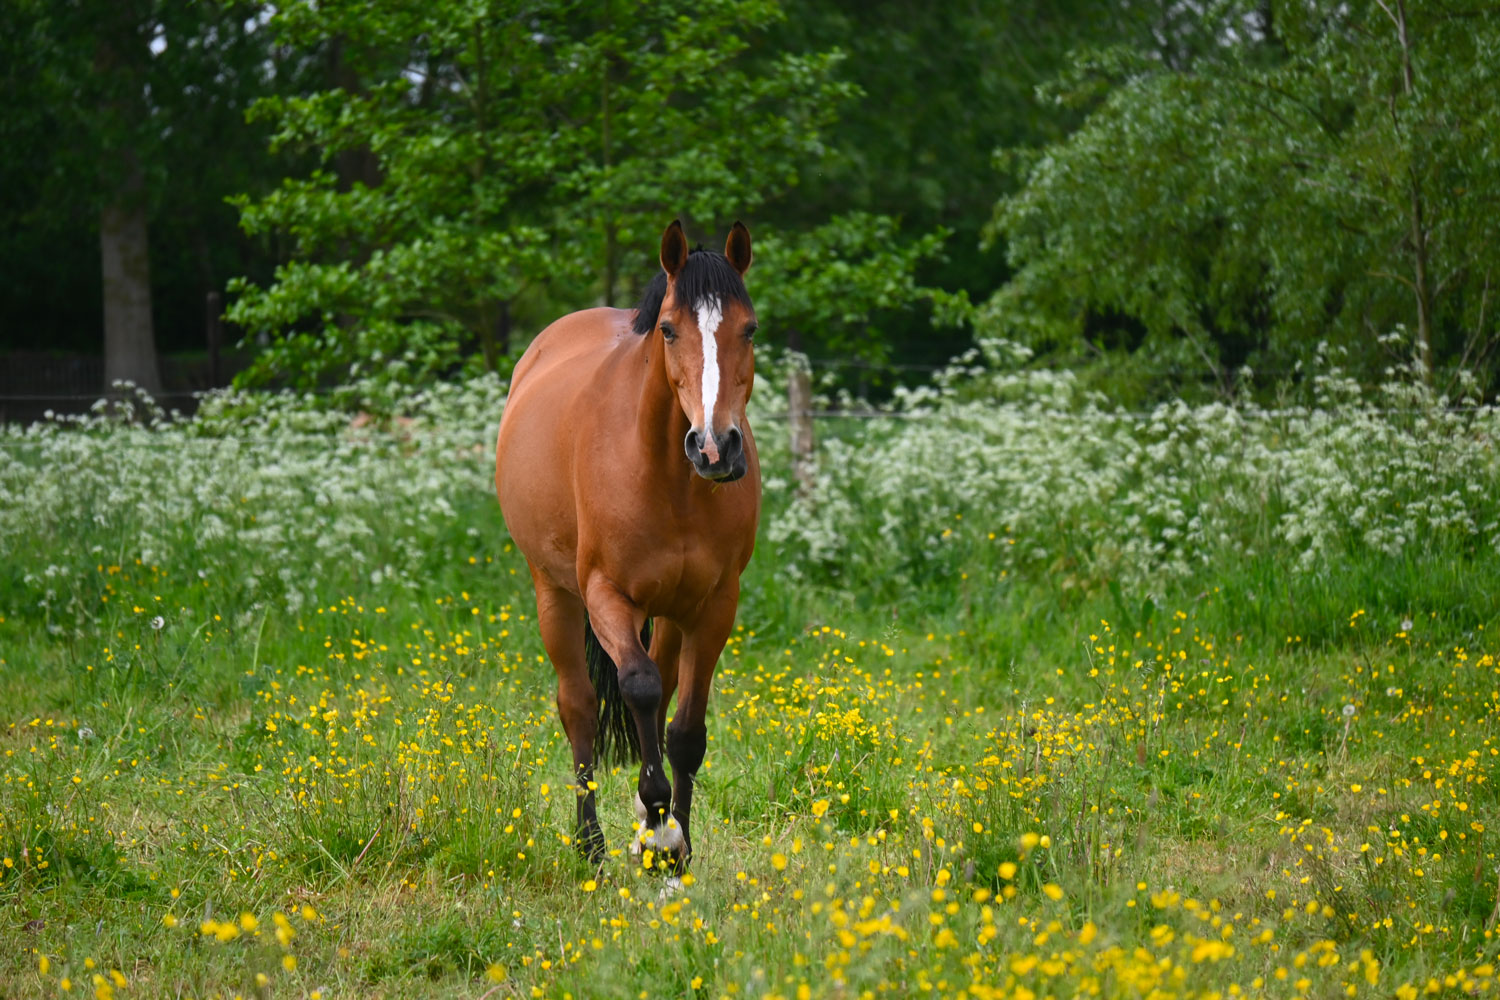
[666,723,707,778]
[618,658,662,716]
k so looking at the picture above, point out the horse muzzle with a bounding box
[685,426,746,482]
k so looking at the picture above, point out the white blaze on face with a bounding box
[695,297,723,435]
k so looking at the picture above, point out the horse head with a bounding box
[653,219,756,482]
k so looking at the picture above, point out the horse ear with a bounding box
[725,221,752,275]
[660,219,688,278]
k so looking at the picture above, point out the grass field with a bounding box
[1,372,1498,999]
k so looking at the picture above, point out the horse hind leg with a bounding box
[533,580,606,863]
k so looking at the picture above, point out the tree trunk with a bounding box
[101,150,162,398]
[1393,0,1435,384]
[1409,178,1435,381]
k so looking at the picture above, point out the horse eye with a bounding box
[660,321,676,342]
[745,324,758,342]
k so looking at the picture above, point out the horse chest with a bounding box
[582,490,754,615]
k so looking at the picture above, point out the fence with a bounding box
[0,350,252,424]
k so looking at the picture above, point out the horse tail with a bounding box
[583,616,654,769]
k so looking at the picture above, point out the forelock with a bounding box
[631,249,751,335]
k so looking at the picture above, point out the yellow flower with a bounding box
[999,862,1018,880]
[283,954,298,972]
[771,853,788,871]
[1042,883,1064,901]
[811,799,830,818]
[39,955,50,975]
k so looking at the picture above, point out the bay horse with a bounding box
[495,220,759,870]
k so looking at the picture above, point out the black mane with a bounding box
[630,247,751,335]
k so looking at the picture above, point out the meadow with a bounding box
[1,349,1498,999]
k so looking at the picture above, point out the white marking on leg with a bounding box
[696,297,722,439]
[653,815,687,855]
[632,791,686,858]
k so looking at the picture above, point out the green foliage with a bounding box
[0,0,289,352]
[228,0,896,386]
[751,214,968,362]
[987,0,1500,392]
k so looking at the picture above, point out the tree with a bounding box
[761,0,1178,372]
[227,0,861,387]
[750,214,961,366]
[985,1,1500,392]
[1,1,285,394]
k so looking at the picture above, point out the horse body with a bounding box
[499,307,758,613]
[495,221,759,867]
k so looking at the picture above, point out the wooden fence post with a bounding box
[787,350,815,499]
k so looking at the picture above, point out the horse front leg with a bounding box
[584,584,676,861]
[531,575,605,863]
[664,589,738,871]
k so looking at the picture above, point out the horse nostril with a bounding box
[684,429,702,461]
[723,426,742,460]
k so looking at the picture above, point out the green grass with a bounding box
[2,536,1498,998]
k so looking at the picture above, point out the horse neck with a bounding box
[636,330,693,482]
